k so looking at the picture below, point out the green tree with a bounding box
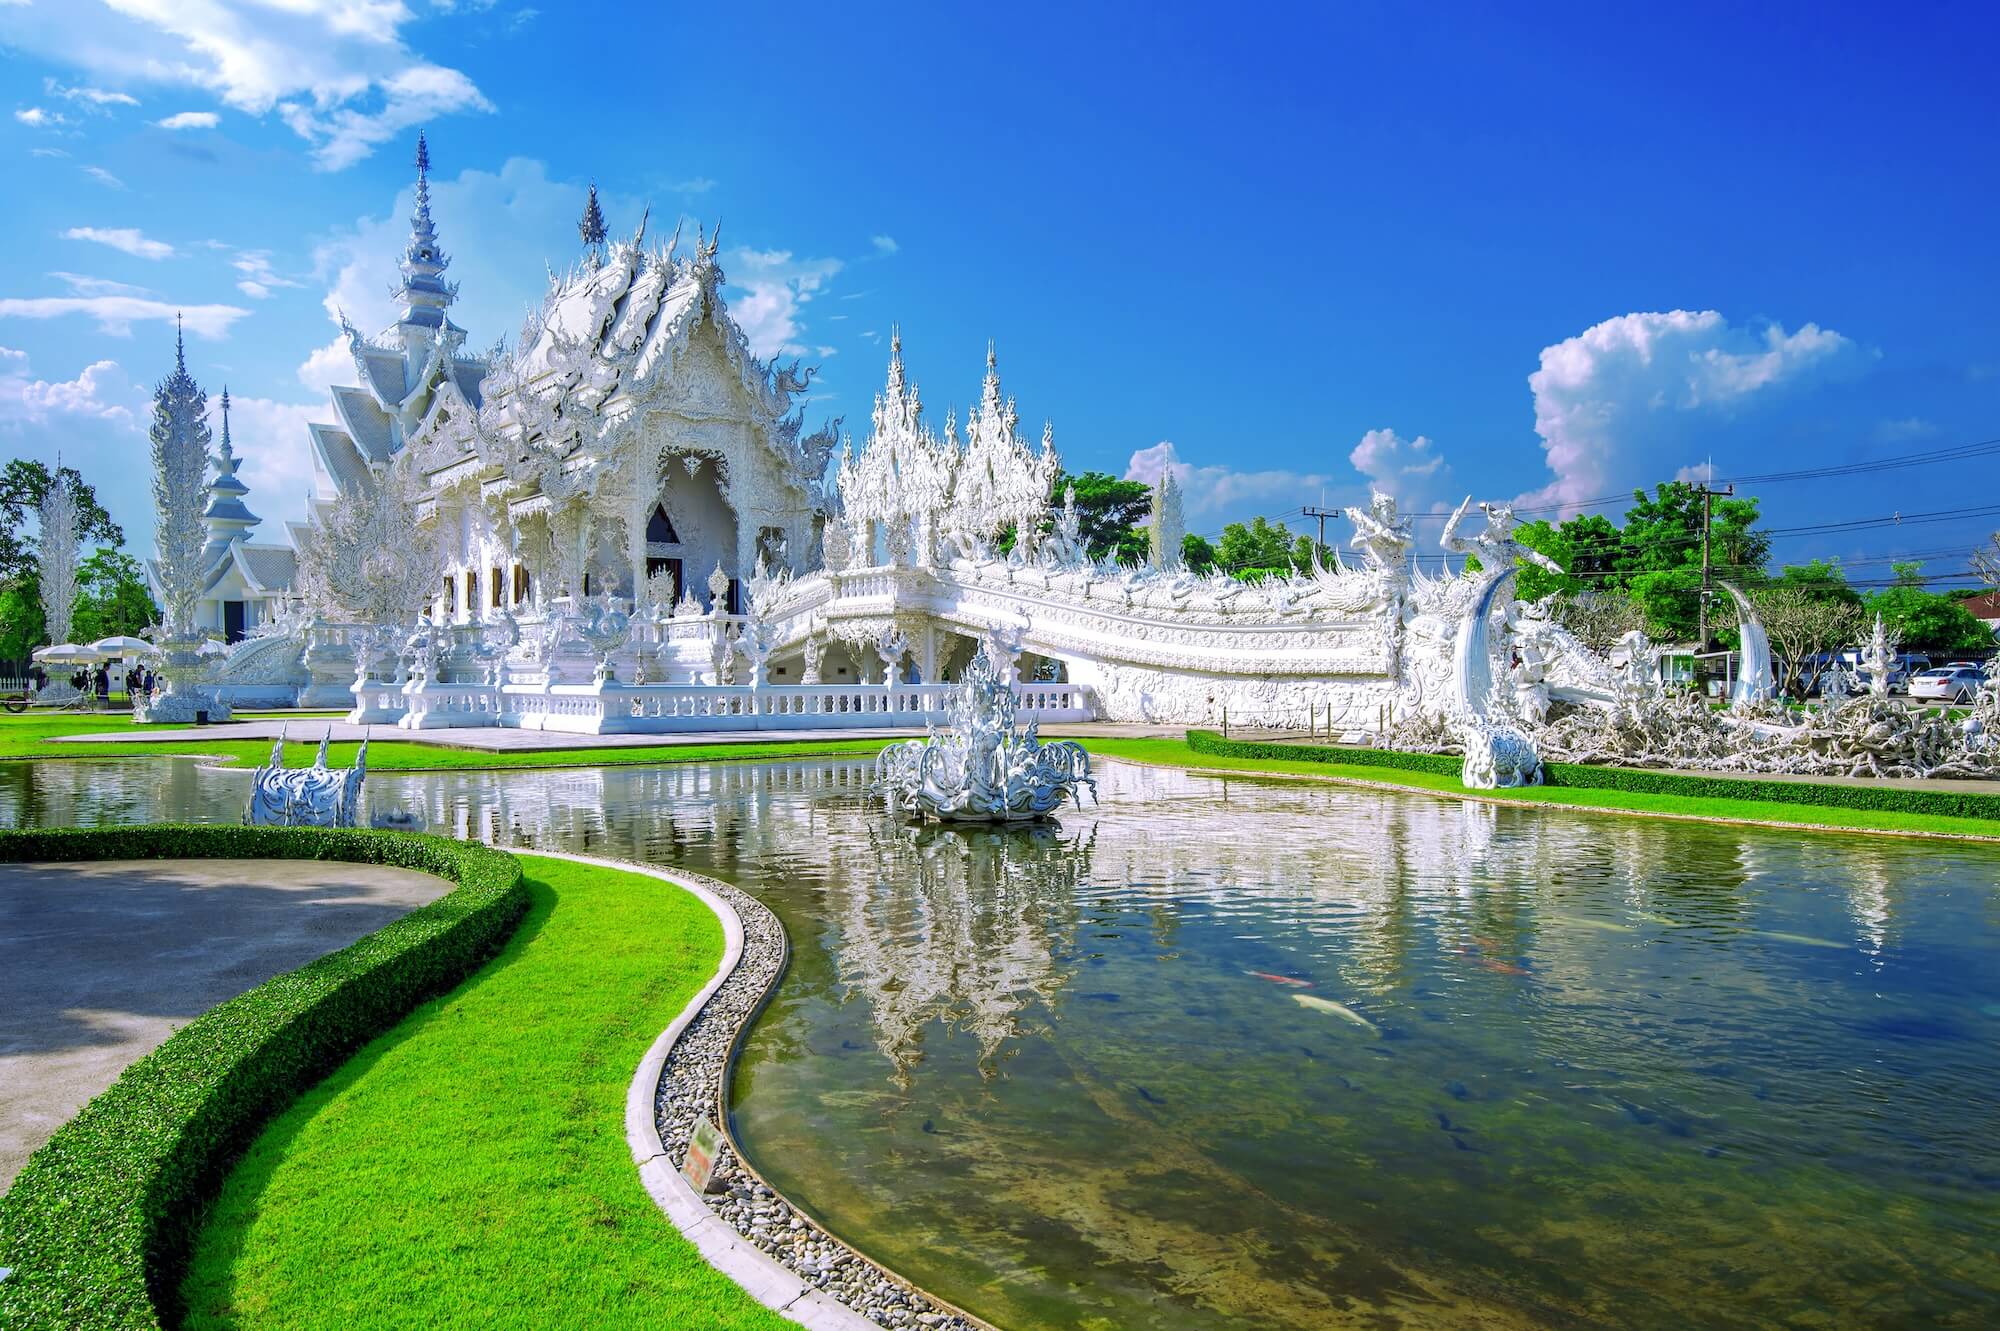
[0,582,45,661]
[1181,532,1218,574]
[1770,558,1862,607]
[1512,513,1626,601]
[1060,471,1153,563]
[0,458,123,585]
[1863,562,1996,653]
[72,548,159,641]
[1217,516,1300,579]
[1620,482,1768,579]
[1008,471,1152,562]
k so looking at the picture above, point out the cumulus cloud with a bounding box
[1348,427,1448,505]
[0,294,248,338]
[1522,309,1855,511]
[155,110,220,130]
[225,394,325,530]
[308,155,586,343]
[725,247,844,359]
[0,348,157,547]
[0,346,143,429]
[63,226,175,260]
[870,234,899,255]
[1,0,492,169]
[295,336,350,396]
[14,107,67,127]
[1125,441,1335,521]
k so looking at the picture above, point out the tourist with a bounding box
[94,665,111,707]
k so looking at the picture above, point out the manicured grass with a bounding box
[180,855,792,1331]
[1082,736,2000,840]
[0,712,894,772]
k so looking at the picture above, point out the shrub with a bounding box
[1183,729,2000,822]
[0,825,527,1331]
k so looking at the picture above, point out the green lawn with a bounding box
[1083,736,2000,840]
[180,855,793,1331]
[0,711,893,772]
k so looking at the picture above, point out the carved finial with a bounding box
[986,339,997,373]
[415,129,430,185]
[578,181,608,252]
[175,312,186,372]
[633,203,650,247]
[219,386,233,460]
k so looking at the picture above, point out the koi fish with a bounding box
[1246,970,1314,987]
[1753,930,1845,950]
[1293,992,1377,1032]
[1456,945,1531,977]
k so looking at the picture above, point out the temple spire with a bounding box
[218,386,233,461]
[578,182,608,257]
[393,129,455,329]
[174,312,186,374]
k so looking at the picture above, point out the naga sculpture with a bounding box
[875,651,1096,822]
[246,726,369,828]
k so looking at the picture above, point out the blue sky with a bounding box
[2,2,1997,584]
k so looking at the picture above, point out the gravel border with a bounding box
[529,850,994,1331]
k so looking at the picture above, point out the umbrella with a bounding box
[89,635,158,658]
[32,643,106,664]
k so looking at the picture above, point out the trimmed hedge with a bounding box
[1186,729,1464,777]
[1184,729,2000,822]
[0,825,528,1331]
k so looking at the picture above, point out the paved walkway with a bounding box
[0,858,451,1187]
[49,719,1184,752]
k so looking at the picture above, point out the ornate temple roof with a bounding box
[306,133,491,497]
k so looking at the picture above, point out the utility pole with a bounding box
[1695,480,1734,649]
[1303,505,1341,569]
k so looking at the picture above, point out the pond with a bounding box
[4,756,1996,1330]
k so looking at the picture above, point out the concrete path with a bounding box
[47,719,1185,752]
[0,858,451,1188]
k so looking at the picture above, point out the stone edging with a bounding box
[523,850,993,1331]
[1108,754,2000,844]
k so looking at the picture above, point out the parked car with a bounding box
[1856,653,1932,694]
[1909,666,1985,704]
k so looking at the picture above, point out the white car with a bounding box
[1908,666,1985,704]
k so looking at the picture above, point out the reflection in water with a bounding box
[3,757,1997,1331]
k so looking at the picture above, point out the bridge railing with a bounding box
[395,679,1095,735]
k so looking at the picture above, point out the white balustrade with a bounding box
[381,676,1094,735]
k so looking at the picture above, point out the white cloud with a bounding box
[29,147,70,158]
[155,110,220,130]
[0,348,156,551]
[48,272,157,298]
[63,226,175,260]
[308,155,584,343]
[230,249,301,300]
[671,176,716,194]
[1348,427,1448,506]
[1522,309,1855,511]
[1125,441,1335,521]
[224,394,324,529]
[725,247,843,359]
[48,81,138,108]
[14,107,67,127]
[0,347,143,429]
[0,295,248,338]
[81,166,126,189]
[870,234,899,255]
[296,336,350,396]
[3,0,492,170]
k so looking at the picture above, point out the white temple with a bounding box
[185,134,1997,788]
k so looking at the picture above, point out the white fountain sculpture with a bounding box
[246,725,368,828]
[875,651,1096,822]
